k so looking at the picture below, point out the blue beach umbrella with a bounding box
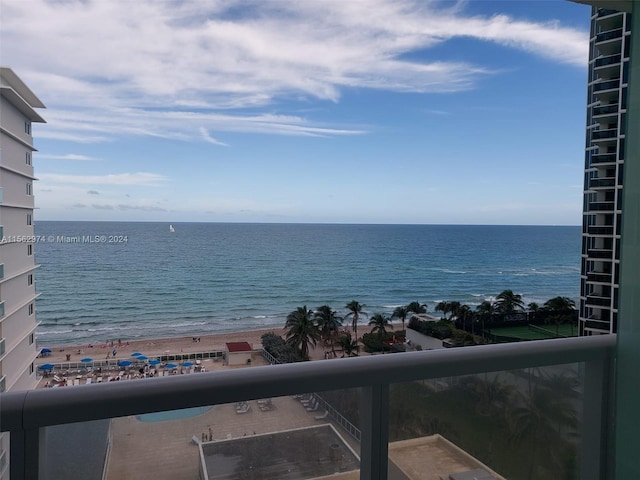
[39,363,55,370]
[136,355,149,361]
[80,357,93,364]
[118,360,132,367]
[131,352,142,357]
[182,362,194,367]
[41,348,52,354]
[149,360,161,366]
[165,363,178,369]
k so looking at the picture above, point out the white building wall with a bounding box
[0,242,33,274]
[0,68,45,406]
[0,98,34,146]
[0,134,35,175]
[0,170,34,207]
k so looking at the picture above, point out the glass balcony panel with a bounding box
[593,80,620,92]
[591,129,618,140]
[594,54,621,68]
[589,178,616,189]
[42,391,362,480]
[389,363,584,480]
[592,104,619,116]
[590,153,617,165]
[596,28,623,43]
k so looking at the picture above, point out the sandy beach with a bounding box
[36,322,405,366]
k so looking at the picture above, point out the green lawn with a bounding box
[490,324,577,341]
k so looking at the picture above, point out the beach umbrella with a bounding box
[41,348,52,354]
[131,352,142,357]
[149,359,161,366]
[118,360,132,367]
[136,355,149,361]
[165,363,178,369]
[80,357,93,364]
[182,361,194,367]
[39,363,55,370]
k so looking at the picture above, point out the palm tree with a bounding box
[543,296,576,312]
[457,304,474,334]
[345,300,367,341]
[495,289,525,314]
[448,301,462,320]
[527,302,540,323]
[314,305,343,357]
[369,313,393,338]
[391,305,409,332]
[284,306,320,361]
[336,331,359,357]
[435,301,451,319]
[406,301,427,315]
[475,300,495,333]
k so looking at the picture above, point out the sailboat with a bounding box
[169,224,175,233]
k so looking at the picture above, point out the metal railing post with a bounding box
[359,384,389,480]
[581,350,614,480]
[10,428,41,480]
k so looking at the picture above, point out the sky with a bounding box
[1,0,593,225]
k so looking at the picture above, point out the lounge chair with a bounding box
[85,377,92,385]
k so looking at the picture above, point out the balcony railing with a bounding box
[587,272,613,283]
[586,295,612,307]
[587,248,614,259]
[592,104,619,116]
[589,177,616,189]
[594,54,621,69]
[0,336,617,480]
[587,225,614,235]
[596,29,623,43]
[591,153,617,165]
[591,129,618,140]
[588,202,616,212]
[593,79,620,92]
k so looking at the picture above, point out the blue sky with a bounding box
[2,0,592,224]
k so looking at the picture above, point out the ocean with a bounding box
[33,222,581,346]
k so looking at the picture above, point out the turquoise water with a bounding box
[136,406,212,423]
[33,222,581,345]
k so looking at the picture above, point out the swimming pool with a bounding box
[136,406,212,423]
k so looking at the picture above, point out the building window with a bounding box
[26,152,31,165]
[30,363,34,374]
[28,274,33,286]
[25,122,31,135]
[29,303,34,315]
[29,333,34,345]
[26,183,32,195]
[27,214,32,226]
[27,244,33,256]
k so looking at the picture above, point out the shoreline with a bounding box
[36,321,407,365]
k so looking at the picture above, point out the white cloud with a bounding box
[38,172,167,186]
[199,128,229,147]
[1,0,588,145]
[37,153,99,161]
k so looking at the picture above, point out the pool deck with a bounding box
[104,355,339,480]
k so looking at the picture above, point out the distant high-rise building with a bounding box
[579,7,631,335]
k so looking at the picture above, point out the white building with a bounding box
[0,68,46,385]
[0,66,45,478]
